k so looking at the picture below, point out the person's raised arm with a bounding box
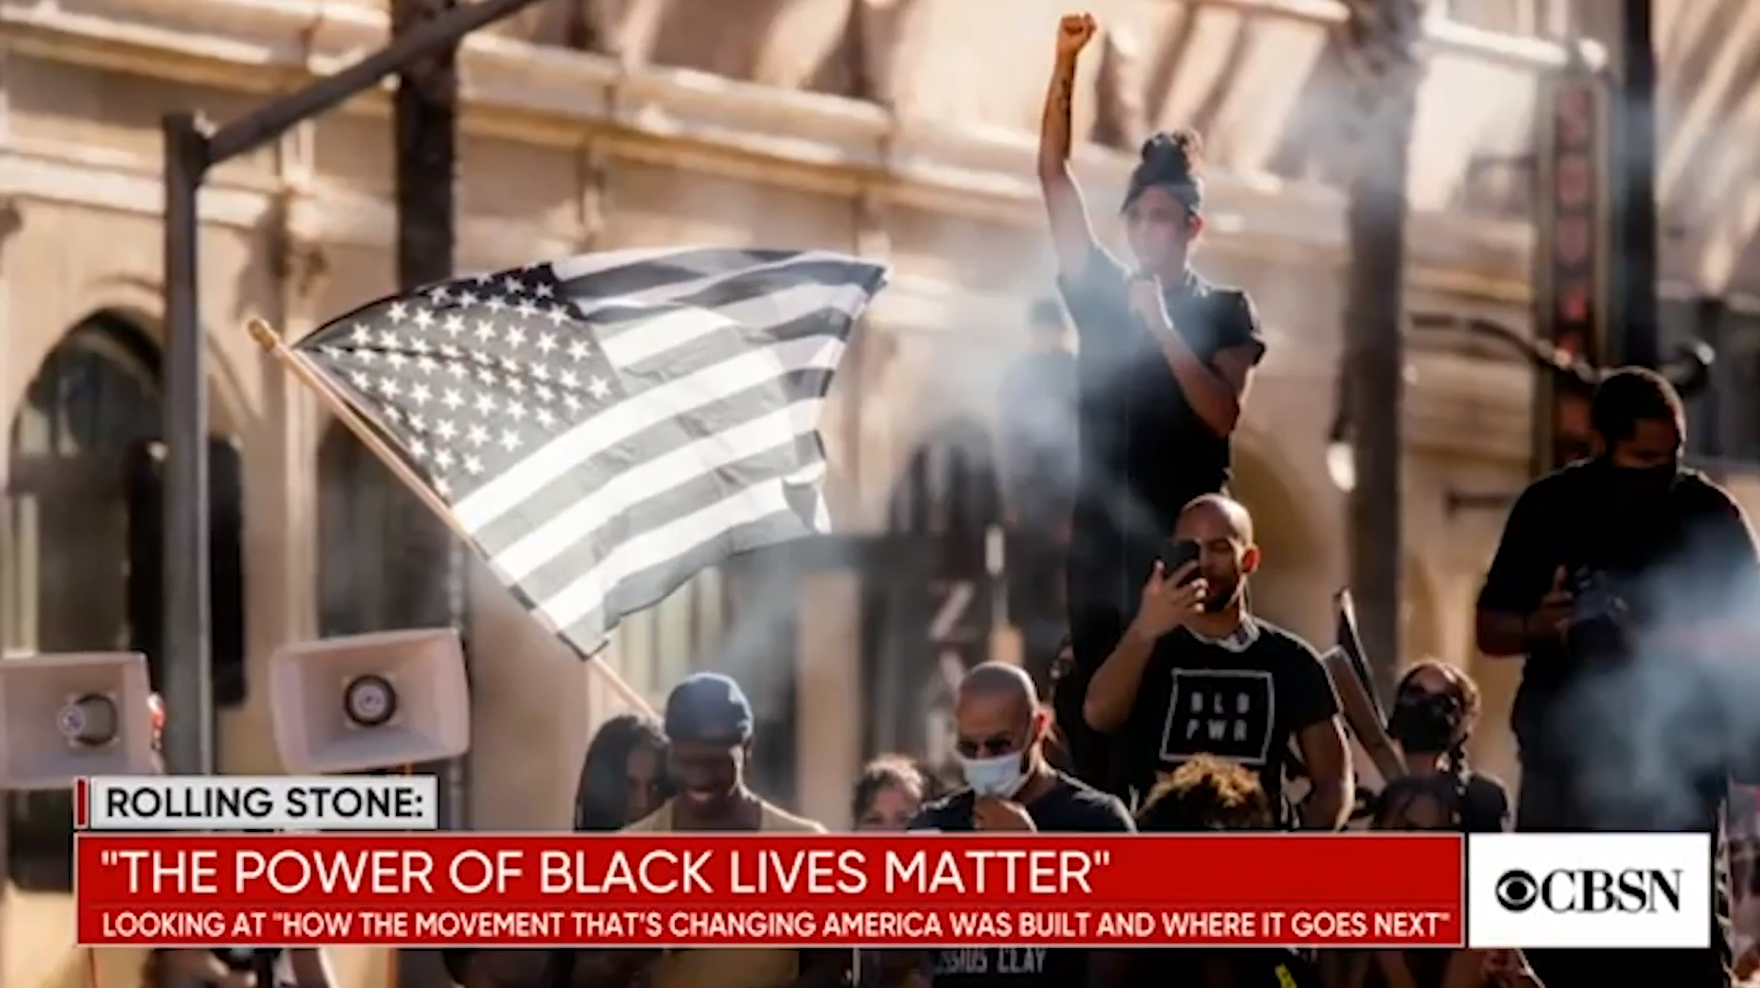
[1040,13,1102,278]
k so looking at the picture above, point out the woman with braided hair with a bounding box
[1385,660,1510,833]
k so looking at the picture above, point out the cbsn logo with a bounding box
[1492,867,1684,915]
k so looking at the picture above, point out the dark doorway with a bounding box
[3,314,159,891]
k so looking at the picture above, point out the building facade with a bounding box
[3,0,1760,984]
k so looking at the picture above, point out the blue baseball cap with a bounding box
[664,673,754,744]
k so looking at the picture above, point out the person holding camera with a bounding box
[1475,368,1759,988]
[1081,495,1351,827]
[1037,11,1269,795]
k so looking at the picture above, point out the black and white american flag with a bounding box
[298,247,889,656]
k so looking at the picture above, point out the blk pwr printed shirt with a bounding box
[1121,618,1338,809]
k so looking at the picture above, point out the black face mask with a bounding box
[1603,460,1679,507]
[1386,692,1461,754]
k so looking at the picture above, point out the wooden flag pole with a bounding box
[246,317,658,719]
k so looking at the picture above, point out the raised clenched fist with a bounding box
[1056,13,1098,57]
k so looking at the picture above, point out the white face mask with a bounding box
[958,750,1029,799]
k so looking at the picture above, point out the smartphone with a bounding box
[1158,539,1202,584]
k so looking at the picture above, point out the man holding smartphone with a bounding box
[1079,495,1351,826]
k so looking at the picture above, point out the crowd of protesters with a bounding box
[138,10,1757,986]
[523,11,1760,986]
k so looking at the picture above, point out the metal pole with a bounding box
[1341,0,1423,703]
[157,0,548,777]
[161,113,215,775]
[1613,0,1659,368]
[392,0,469,823]
[207,0,549,164]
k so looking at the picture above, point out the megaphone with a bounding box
[269,628,470,774]
[0,651,157,789]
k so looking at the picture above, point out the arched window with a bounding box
[3,312,161,891]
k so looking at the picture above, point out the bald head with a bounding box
[958,662,1039,711]
[1178,494,1254,545]
[1174,494,1260,613]
[953,662,1047,771]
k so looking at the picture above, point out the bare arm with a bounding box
[1475,485,1569,657]
[1040,15,1101,276]
[1083,626,1156,733]
[1296,716,1352,830]
[1147,328,1258,437]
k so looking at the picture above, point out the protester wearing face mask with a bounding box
[1385,661,1508,833]
[1475,368,1760,988]
[896,662,1133,988]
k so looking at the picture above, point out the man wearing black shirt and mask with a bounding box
[1476,368,1760,988]
[1082,495,1351,827]
[900,662,1133,988]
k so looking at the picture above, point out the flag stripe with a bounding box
[552,505,824,653]
[532,477,811,632]
[579,259,885,334]
[452,336,844,532]
[594,281,873,373]
[612,308,859,391]
[485,400,824,582]
[509,437,823,609]
[465,367,836,557]
[563,251,865,319]
[553,247,811,299]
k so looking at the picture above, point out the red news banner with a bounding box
[75,833,1464,948]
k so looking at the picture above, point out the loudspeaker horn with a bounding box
[269,628,470,774]
[0,651,157,789]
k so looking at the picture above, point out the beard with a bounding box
[1202,577,1241,612]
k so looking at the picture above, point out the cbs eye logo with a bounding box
[1494,869,1539,913]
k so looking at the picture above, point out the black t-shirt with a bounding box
[908,773,1134,988]
[1457,772,1512,833]
[1118,619,1338,810]
[1476,460,1760,804]
[1056,248,1266,608]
